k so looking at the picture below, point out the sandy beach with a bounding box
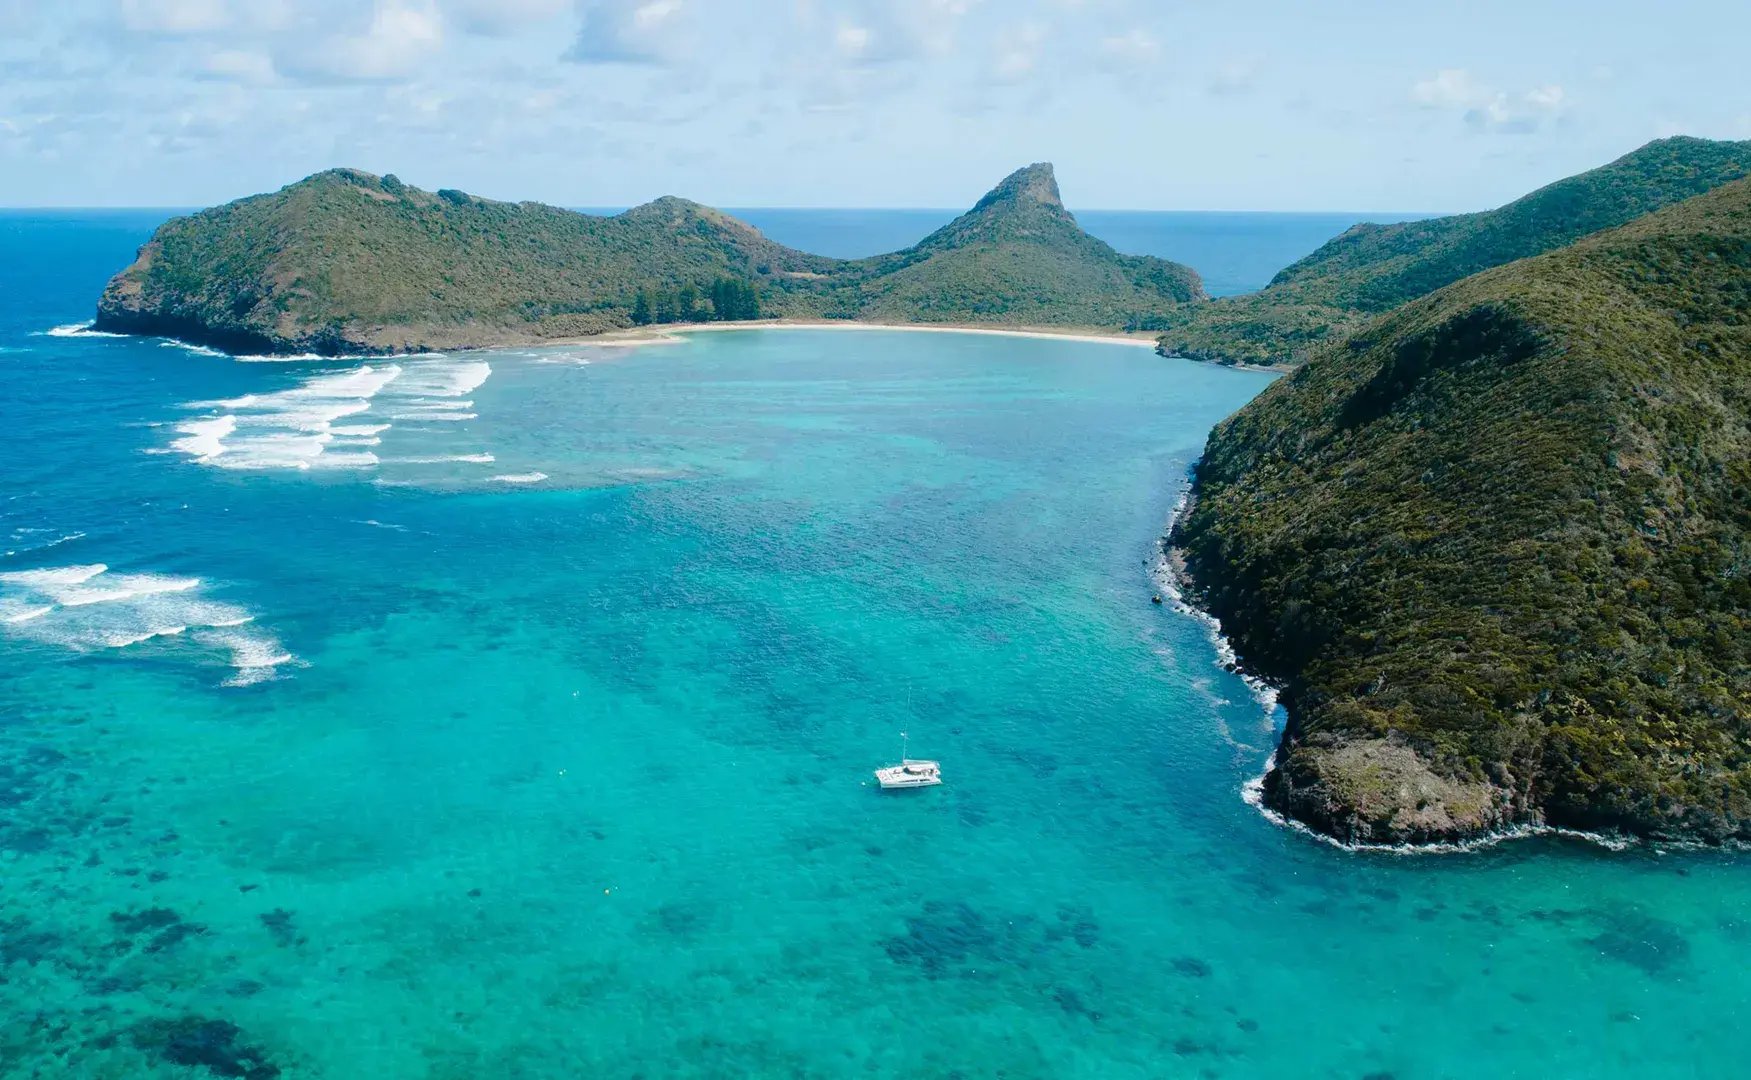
[578,320,1164,349]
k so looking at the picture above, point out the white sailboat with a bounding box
[874,731,942,789]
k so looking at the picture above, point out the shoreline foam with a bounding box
[1153,476,1637,856]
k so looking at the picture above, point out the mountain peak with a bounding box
[972,163,1063,213]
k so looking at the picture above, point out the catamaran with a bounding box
[874,732,942,789]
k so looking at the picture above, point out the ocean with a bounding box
[1,210,1746,1078]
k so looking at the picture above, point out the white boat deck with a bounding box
[875,758,942,789]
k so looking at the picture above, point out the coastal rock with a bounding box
[1263,735,1519,845]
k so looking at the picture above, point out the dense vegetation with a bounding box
[1156,137,1751,367]
[1174,177,1751,844]
[95,164,1202,355]
[631,278,761,325]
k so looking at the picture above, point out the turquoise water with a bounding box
[3,215,1749,1079]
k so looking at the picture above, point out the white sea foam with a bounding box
[489,472,547,484]
[233,352,329,362]
[0,561,296,685]
[52,572,201,607]
[395,453,495,464]
[392,400,475,411]
[171,364,402,469]
[1,529,87,558]
[389,412,476,422]
[387,359,490,398]
[1152,484,1280,718]
[0,601,53,624]
[171,416,237,460]
[314,451,381,469]
[41,321,127,339]
[158,339,227,357]
[161,357,498,476]
[195,628,295,687]
[0,563,109,587]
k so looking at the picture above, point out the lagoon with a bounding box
[1,214,1745,1079]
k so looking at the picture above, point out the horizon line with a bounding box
[0,204,1445,217]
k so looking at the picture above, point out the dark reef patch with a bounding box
[0,915,64,967]
[1171,956,1213,978]
[111,907,208,952]
[883,899,1102,980]
[111,907,183,936]
[128,1016,280,1080]
[1584,910,1690,976]
[259,909,304,948]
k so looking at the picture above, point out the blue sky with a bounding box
[1,0,1747,210]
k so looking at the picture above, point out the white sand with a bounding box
[576,320,1161,350]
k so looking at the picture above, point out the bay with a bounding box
[0,211,1743,1079]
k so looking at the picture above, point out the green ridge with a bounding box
[1173,176,1751,844]
[1153,137,1751,367]
[93,163,1203,355]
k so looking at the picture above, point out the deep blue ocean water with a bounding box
[2,211,1748,1078]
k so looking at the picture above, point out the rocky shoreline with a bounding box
[1162,498,1599,850]
[1165,498,1750,851]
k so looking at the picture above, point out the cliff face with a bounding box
[94,164,1203,356]
[1175,177,1751,845]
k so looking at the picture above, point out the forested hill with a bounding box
[93,164,1204,356]
[1151,136,1751,367]
[1173,175,1751,845]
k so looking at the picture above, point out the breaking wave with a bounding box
[0,562,296,686]
[163,357,495,474]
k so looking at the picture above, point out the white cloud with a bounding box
[282,1,446,83]
[202,48,276,84]
[443,0,569,36]
[120,0,231,35]
[1100,28,1158,64]
[810,1,968,66]
[1207,59,1258,97]
[1412,68,1569,134]
[1412,68,1484,109]
[1524,84,1565,111]
[565,0,684,64]
[992,21,1045,82]
[835,24,873,59]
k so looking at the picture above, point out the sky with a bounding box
[1,0,1748,211]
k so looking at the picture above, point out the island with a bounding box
[92,163,1204,356]
[1172,173,1751,845]
[1150,136,1751,368]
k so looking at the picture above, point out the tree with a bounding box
[631,288,654,325]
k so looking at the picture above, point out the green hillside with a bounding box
[94,164,1203,355]
[1155,137,1751,367]
[1172,176,1751,844]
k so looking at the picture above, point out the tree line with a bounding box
[631,277,762,325]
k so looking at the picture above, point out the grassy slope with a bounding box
[1174,177,1751,843]
[95,165,1203,354]
[1155,137,1751,367]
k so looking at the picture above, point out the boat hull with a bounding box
[874,760,942,789]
